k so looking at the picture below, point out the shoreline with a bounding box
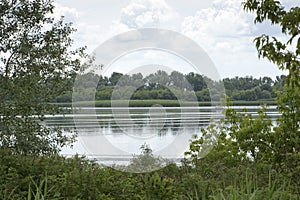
[54,99,277,107]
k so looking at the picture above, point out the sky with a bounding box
[52,0,296,79]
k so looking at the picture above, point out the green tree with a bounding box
[186,0,300,193]
[126,144,167,173]
[0,0,85,155]
[109,72,123,86]
[145,70,170,89]
[243,0,300,169]
[131,72,144,87]
[185,72,206,91]
[169,71,185,89]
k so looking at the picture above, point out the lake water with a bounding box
[44,106,279,165]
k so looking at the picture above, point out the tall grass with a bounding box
[27,174,56,200]
[208,172,296,200]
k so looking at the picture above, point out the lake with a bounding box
[44,105,279,166]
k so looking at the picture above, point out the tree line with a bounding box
[54,70,286,102]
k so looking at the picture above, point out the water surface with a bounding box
[45,106,278,165]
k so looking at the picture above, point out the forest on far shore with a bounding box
[55,70,286,103]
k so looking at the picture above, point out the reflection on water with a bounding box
[44,106,278,165]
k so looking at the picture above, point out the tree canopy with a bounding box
[0,0,85,155]
[56,70,284,103]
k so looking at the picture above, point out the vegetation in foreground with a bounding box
[0,0,300,199]
[0,142,299,199]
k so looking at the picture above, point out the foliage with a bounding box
[0,147,299,199]
[123,144,168,173]
[185,0,300,197]
[56,70,284,103]
[243,0,300,181]
[0,0,85,154]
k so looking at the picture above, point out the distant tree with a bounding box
[169,71,186,89]
[97,75,109,87]
[0,0,85,154]
[145,70,170,89]
[109,72,123,86]
[260,90,272,99]
[131,72,144,87]
[185,72,206,91]
[117,74,131,86]
[195,89,211,101]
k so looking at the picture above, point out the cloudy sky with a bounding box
[53,0,295,79]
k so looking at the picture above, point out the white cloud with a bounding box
[73,23,107,51]
[112,0,179,31]
[53,0,180,52]
[180,0,285,78]
[51,0,286,78]
[181,0,253,53]
[52,3,116,52]
[52,3,81,23]
[280,0,299,9]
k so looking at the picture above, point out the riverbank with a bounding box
[54,99,277,107]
